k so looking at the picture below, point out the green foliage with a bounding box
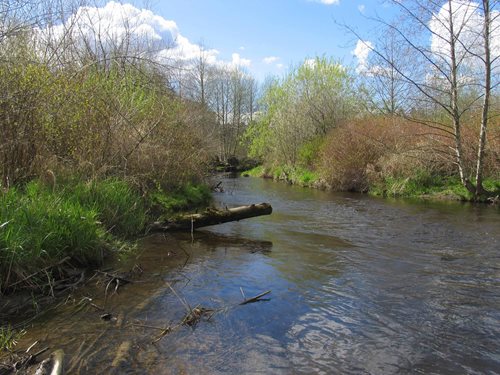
[67,179,146,237]
[0,182,106,290]
[298,137,324,168]
[243,166,267,177]
[369,172,500,201]
[0,325,25,351]
[244,56,357,167]
[149,184,212,217]
[0,178,151,290]
[243,165,319,187]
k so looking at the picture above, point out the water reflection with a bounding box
[9,176,500,374]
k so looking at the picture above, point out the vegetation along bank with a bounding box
[1,0,500,352]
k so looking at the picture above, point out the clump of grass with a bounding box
[0,325,25,351]
[0,182,106,290]
[287,167,320,186]
[370,172,500,201]
[68,178,146,237]
[0,177,211,292]
[243,165,319,187]
[0,178,149,291]
[242,165,266,177]
[149,183,212,217]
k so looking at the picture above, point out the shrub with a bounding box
[319,118,399,192]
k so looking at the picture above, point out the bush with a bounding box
[319,118,399,192]
[319,116,500,195]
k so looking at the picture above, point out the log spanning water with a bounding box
[149,203,272,231]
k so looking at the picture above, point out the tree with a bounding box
[358,28,412,115]
[245,57,357,166]
[353,0,499,198]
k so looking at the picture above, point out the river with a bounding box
[11,176,500,374]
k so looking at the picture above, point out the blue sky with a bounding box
[148,0,395,81]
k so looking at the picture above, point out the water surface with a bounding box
[13,177,500,374]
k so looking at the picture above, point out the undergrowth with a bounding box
[0,325,25,352]
[370,172,500,201]
[149,183,212,218]
[243,165,320,187]
[0,178,211,293]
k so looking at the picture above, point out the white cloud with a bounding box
[430,1,499,65]
[352,39,373,72]
[36,1,252,69]
[239,46,245,51]
[231,53,251,67]
[39,2,179,54]
[428,0,500,84]
[263,56,279,64]
[276,63,284,69]
[358,4,366,13]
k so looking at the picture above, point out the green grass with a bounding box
[243,165,320,187]
[243,165,267,177]
[67,178,146,237]
[370,171,500,201]
[0,325,25,351]
[149,183,212,218]
[0,182,107,290]
[0,179,212,292]
[0,178,211,292]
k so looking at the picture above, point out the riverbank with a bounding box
[0,178,211,296]
[244,165,500,203]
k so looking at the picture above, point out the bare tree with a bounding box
[360,28,412,115]
[351,0,499,198]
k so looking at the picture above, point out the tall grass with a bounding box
[0,179,144,291]
[0,182,106,291]
[0,178,212,292]
[149,184,212,217]
[243,165,320,187]
[0,325,25,351]
[67,178,146,237]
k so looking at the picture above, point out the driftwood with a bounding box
[240,290,271,305]
[150,203,272,231]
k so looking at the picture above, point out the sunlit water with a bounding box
[11,177,500,374]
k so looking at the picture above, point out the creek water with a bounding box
[11,176,500,374]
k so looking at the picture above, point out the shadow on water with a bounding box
[5,176,500,374]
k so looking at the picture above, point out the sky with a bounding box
[82,0,398,82]
[44,1,497,83]
[147,0,394,80]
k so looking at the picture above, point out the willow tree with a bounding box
[245,56,357,167]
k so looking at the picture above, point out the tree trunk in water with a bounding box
[149,203,273,231]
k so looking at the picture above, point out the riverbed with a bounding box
[9,176,500,374]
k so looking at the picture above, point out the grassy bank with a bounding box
[370,174,500,202]
[0,178,211,294]
[245,165,500,203]
[244,165,321,187]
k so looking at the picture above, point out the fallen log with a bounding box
[149,203,272,231]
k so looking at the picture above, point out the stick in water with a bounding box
[240,290,271,305]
